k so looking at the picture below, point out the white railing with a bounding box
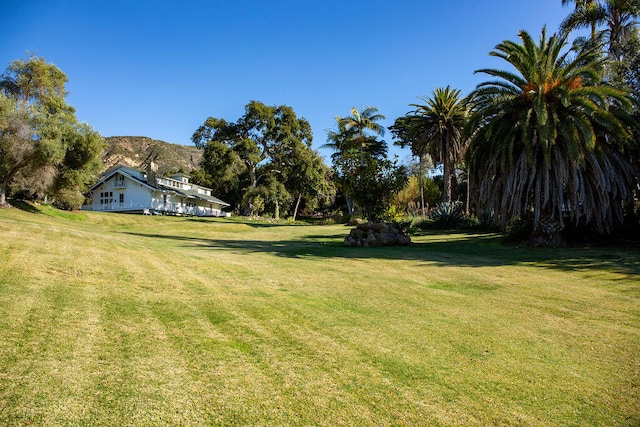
[151,202,226,217]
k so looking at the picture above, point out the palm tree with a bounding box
[323,107,389,216]
[392,87,467,204]
[561,0,640,62]
[466,27,637,243]
[336,107,387,161]
[561,0,600,37]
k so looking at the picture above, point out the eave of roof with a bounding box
[89,167,157,192]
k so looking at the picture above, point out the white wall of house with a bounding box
[92,173,153,212]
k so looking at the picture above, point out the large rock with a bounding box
[344,222,411,247]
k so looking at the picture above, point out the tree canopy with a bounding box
[0,55,104,208]
[192,101,331,218]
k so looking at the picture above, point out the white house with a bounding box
[86,163,230,216]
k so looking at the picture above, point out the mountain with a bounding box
[103,136,203,175]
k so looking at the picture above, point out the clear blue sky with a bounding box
[2,0,572,161]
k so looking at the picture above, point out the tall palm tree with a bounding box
[561,0,600,37]
[561,0,640,61]
[336,107,387,160]
[466,27,637,243]
[394,87,467,204]
[323,108,388,214]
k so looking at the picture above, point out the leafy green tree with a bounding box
[466,27,638,244]
[0,55,103,208]
[194,140,247,212]
[51,122,104,209]
[390,86,468,204]
[270,135,332,220]
[393,174,441,216]
[341,152,408,222]
[193,101,329,218]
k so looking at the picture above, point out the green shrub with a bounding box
[429,202,465,229]
[53,189,85,211]
[504,216,533,243]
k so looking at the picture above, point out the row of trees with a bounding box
[0,56,104,209]
[387,0,639,243]
[3,0,638,245]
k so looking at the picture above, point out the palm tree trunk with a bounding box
[420,175,426,217]
[443,134,453,203]
[466,166,470,216]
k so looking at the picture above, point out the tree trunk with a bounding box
[243,163,258,216]
[443,136,453,204]
[1,165,23,207]
[531,205,564,246]
[346,195,354,215]
[531,218,564,246]
[465,166,470,216]
[419,157,426,216]
[292,193,302,221]
[0,182,7,207]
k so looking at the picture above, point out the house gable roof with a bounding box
[89,166,157,192]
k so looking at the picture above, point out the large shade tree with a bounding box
[0,56,103,208]
[391,86,468,204]
[192,101,329,218]
[466,27,637,244]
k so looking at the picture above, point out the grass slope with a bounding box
[0,207,638,426]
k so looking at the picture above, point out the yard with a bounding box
[0,206,638,426]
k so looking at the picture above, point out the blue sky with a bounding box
[2,0,572,161]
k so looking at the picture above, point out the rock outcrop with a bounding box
[344,222,411,247]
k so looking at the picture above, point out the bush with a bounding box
[429,202,465,229]
[411,216,433,231]
[395,220,415,235]
[460,211,500,232]
[53,189,85,211]
[504,216,533,243]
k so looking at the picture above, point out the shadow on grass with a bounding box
[184,217,315,228]
[9,199,41,214]
[122,230,640,278]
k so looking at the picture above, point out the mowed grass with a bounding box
[0,206,638,426]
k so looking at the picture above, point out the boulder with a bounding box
[343,222,411,247]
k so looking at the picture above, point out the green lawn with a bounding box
[0,206,638,426]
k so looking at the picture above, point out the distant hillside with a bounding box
[103,136,203,175]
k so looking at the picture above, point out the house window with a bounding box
[119,194,124,205]
[114,175,125,188]
[99,191,113,207]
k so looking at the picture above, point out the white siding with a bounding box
[92,174,153,212]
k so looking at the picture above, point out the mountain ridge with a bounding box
[103,136,202,176]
